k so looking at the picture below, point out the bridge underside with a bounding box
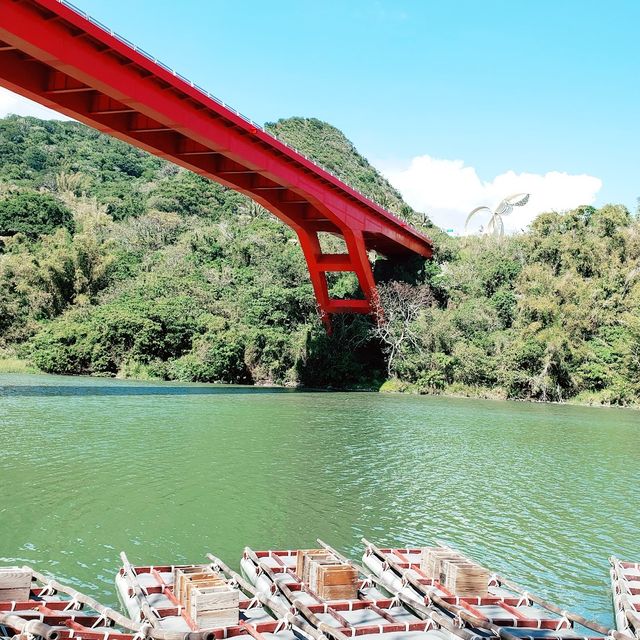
[0,0,433,329]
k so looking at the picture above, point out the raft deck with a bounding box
[361,541,628,640]
[242,547,452,640]
[610,558,640,638]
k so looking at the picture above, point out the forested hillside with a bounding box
[0,115,638,405]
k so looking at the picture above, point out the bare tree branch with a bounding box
[370,281,433,376]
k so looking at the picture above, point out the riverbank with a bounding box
[378,377,640,408]
[0,352,40,375]
[2,116,639,406]
[2,358,637,409]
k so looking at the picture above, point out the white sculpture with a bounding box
[465,193,530,236]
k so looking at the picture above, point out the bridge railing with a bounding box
[53,0,407,220]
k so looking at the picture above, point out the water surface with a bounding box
[1,373,638,624]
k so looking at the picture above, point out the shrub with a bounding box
[379,378,410,393]
[168,330,248,383]
[29,319,90,374]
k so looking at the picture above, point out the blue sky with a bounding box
[2,0,638,231]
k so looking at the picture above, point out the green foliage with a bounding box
[1,114,639,405]
[452,342,497,387]
[302,316,385,388]
[29,296,200,375]
[148,171,246,220]
[0,191,73,237]
[416,369,447,392]
[168,329,248,383]
[379,378,410,393]
[29,316,90,374]
[386,205,640,405]
[490,288,517,328]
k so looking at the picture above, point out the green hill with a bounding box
[266,117,428,226]
[0,114,638,405]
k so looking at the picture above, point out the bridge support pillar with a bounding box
[296,228,332,330]
[343,228,380,317]
[296,226,378,332]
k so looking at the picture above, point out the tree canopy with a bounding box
[0,191,73,237]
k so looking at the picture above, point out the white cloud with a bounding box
[382,154,602,234]
[0,87,71,120]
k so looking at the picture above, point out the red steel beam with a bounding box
[0,0,433,328]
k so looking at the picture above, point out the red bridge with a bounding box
[0,0,433,328]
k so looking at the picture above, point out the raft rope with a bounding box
[91,612,111,628]
[557,611,572,630]
[132,622,153,640]
[452,612,466,629]
[63,597,81,611]
[273,618,289,633]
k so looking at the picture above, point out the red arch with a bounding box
[0,0,433,329]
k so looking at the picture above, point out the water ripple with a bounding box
[1,373,638,626]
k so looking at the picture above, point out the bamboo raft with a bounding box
[0,565,140,640]
[610,558,640,638]
[0,544,635,640]
[239,541,632,640]
[0,559,316,640]
[359,540,629,640]
[114,551,323,640]
[241,546,450,640]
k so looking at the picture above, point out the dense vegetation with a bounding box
[0,115,638,406]
[378,205,640,405]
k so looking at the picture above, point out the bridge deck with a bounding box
[0,0,433,326]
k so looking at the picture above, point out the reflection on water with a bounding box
[0,385,291,397]
[0,373,638,624]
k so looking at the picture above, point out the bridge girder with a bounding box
[0,0,433,329]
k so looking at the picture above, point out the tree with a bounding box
[0,192,73,237]
[370,281,433,376]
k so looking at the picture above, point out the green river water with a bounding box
[1,373,638,625]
